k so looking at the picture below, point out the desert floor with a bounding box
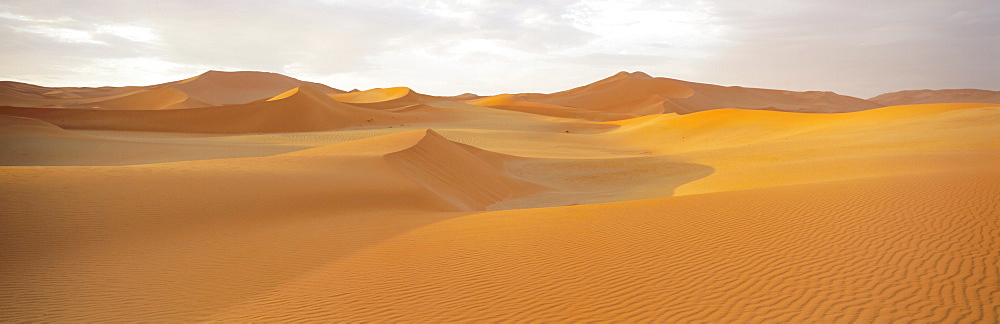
[1,72,998,322]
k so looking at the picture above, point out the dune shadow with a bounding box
[488,155,715,210]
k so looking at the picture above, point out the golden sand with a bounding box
[1,71,997,322]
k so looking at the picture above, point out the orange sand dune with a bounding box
[1,72,998,322]
[165,70,345,106]
[0,81,145,107]
[465,93,635,121]
[210,169,999,322]
[0,85,423,133]
[328,86,445,109]
[85,86,210,110]
[0,71,344,109]
[521,71,694,115]
[870,88,1000,105]
[521,71,882,116]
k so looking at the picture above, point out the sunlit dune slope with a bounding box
[0,85,420,133]
[870,88,1000,105]
[602,103,1000,195]
[328,86,445,109]
[210,169,999,322]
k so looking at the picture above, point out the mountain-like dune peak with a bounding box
[869,89,1000,106]
[521,71,695,116]
[167,70,345,106]
[521,71,884,116]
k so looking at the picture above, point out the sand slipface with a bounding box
[1,71,998,322]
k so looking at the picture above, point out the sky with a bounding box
[1,0,997,98]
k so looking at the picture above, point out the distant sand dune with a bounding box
[870,89,1000,106]
[520,71,883,117]
[0,71,344,109]
[0,85,421,133]
[328,87,445,109]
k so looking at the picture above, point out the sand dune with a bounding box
[328,86,445,109]
[464,93,635,121]
[210,169,999,322]
[519,71,883,117]
[870,88,1000,105]
[0,85,425,133]
[0,71,344,109]
[1,72,998,322]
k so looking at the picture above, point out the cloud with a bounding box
[699,0,1000,97]
[0,0,995,97]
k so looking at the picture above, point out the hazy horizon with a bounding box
[2,0,997,98]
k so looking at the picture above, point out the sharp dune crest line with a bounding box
[1,70,998,322]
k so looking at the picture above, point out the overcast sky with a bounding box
[1,0,997,98]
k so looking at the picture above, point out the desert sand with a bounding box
[1,71,997,322]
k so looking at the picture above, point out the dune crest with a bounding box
[384,129,543,211]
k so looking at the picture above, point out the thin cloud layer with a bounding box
[1,0,996,97]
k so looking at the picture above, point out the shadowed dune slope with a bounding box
[0,81,142,107]
[0,85,417,133]
[0,128,553,321]
[521,71,882,117]
[285,129,543,211]
[674,79,883,113]
[166,70,345,106]
[0,71,345,109]
[870,89,1000,105]
[85,86,210,110]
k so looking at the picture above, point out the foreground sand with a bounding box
[1,73,998,321]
